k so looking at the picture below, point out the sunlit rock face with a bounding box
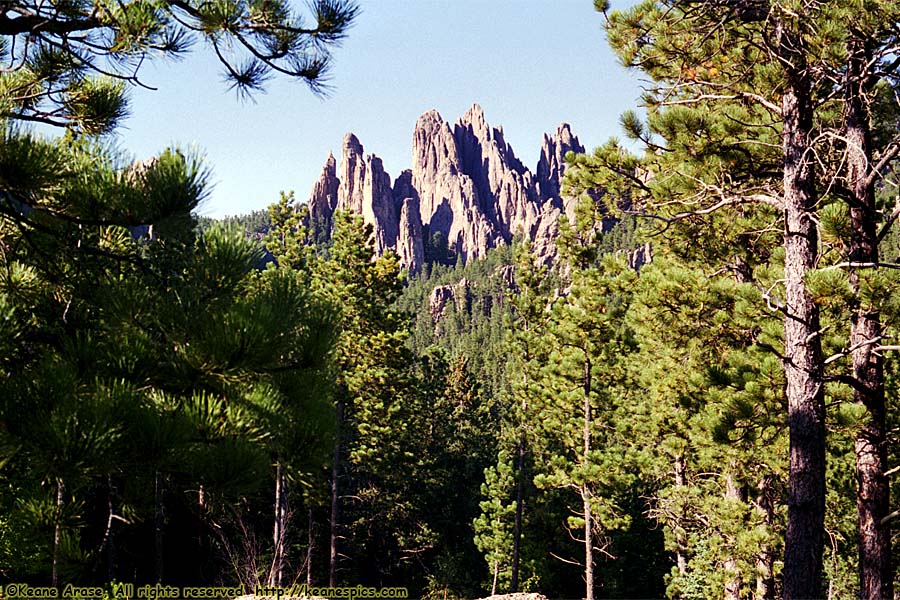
[305,104,584,270]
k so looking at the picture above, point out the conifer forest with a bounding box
[4,0,900,599]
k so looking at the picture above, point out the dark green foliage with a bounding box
[399,242,515,403]
[423,228,457,267]
[0,0,354,585]
[197,209,272,238]
[564,1,900,596]
[0,0,359,131]
[0,134,336,584]
[9,0,900,590]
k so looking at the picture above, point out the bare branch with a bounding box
[659,90,782,115]
[820,261,900,271]
[824,336,883,365]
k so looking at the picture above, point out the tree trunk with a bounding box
[778,22,826,600]
[674,452,688,577]
[754,476,775,600]
[270,461,288,587]
[52,477,64,587]
[196,482,205,584]
[723,471,743,600]
[307,507,315,586]
[102,476,117,581]
[155,470,164,583]
[329,398,343,588]
[845,35,891,600]
[582,482,594,600]
[510,435,525,592]
[583,357,594,600]
[491,561,499,596]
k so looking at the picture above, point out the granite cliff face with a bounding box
[305,104,583,273]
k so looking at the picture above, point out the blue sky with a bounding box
[115,0,643,218]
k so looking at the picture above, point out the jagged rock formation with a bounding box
[428,281,466,323]
[628,241,654,271]
[537,123,584,201]
[305,103,584,272]
[307,153,339,241]
[426,267,519,332]
[397,196,425,274]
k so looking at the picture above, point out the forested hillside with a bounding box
[5,0,900,599]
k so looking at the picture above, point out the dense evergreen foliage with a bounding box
[4,0,900,598]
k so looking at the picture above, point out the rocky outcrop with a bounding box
[307,153,339,240]
[628,241,653,271]
[427,267,520,329]
[537,123,585,202]
[337,133,365,214]
[362,155,398,255]
[429,281,469,323]
[411,108,502,262]
[453,104,540,241]
[331,134,399,255]
[304,103,586,270]
[397,196,424,275]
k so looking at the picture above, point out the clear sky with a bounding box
[113,0,644,218]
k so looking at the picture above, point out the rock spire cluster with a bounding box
[306,104,585,273]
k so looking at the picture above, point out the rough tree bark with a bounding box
[155,471,164,583]
[307,508,315,586]
[673,453,688,578]
[778,22,826,600]
[101,476,117,581]
[845,35,892,600]
[491,562,499,596]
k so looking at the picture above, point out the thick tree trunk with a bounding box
[754,476,776,600]
[270,461,287,587]
[582,357,594,600]
[510,435,525,592]
[329,398,343,588]
[778,23,826,600]
[155,471,164,583]
[845,36,891,600]
[52,477,64,587]
[723,471,743,600]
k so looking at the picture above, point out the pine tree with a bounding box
[304,210,421,586]
[0,0,359,132]
[532,212,638,600]
[569,2,900,594]
[623,253,788,599]
[0,0,358,582]
[0,153,337,583]
[475,242,551,593]
[259,193,337,587]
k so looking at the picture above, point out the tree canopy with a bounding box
[0,0,359,132]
